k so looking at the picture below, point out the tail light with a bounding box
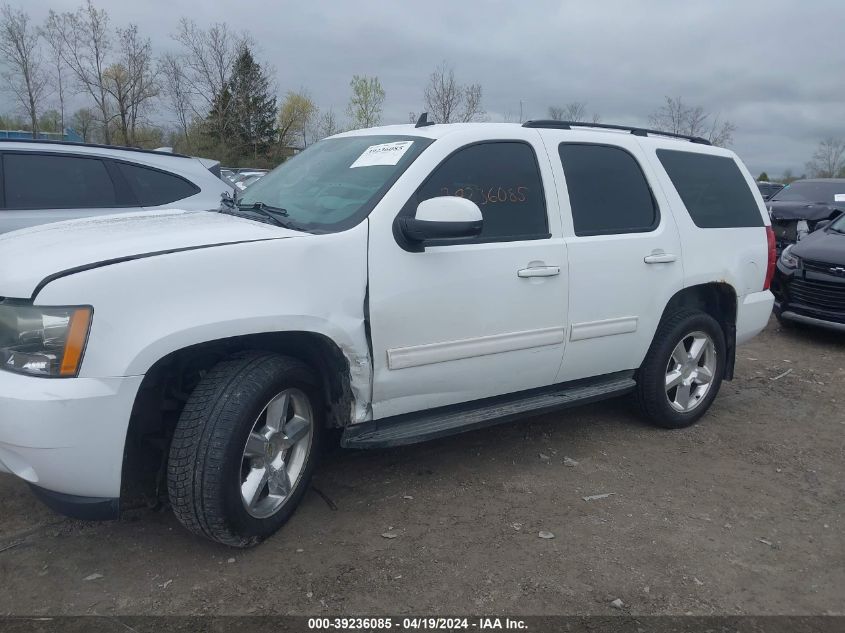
[764,226,776,290]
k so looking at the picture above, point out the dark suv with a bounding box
[772,213,845,331]
[768,179,845,254]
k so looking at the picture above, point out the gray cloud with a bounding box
[9,0,844,176]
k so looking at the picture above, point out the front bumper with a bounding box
[0,370,143,502]
[772,263,845,332]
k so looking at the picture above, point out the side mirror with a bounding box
[397,196,483,247]
[814,219,831,232]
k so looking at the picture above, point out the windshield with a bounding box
[830,214,845,232]
[771,181,845,204]
[237,135,432,232]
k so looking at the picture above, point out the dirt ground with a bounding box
[1,316,843,616]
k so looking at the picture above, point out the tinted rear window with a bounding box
[116,162,199,206]
[559,144,658,236]
[657,150,762,228]
[3,153,117,209]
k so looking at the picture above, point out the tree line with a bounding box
[14,1,834,172]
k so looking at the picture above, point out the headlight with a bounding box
[779,245,801,269]
[0,303,92,377]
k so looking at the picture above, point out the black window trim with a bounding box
[0,149,131,210]
[393,139,552,252]
[558,141,662,238]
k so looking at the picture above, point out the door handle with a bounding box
[643,251,677,264]
[518,266,560,278]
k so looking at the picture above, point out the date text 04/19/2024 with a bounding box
[307,617,528,630]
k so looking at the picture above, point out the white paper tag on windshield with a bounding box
[350,141,413,168]
[834,194,845,202]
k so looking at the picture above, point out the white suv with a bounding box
[0,140,231,234]
[0,121,775,547]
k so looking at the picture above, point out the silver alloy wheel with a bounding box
[664,330,717,413]
[240,388,313,519]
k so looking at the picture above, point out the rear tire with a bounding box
[635,310,726,429]
[167,352,322,547]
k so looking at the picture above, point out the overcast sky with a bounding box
[7,0,845,176]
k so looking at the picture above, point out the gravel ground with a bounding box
[1,317,843,616]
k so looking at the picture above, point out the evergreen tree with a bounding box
[227,45,276,161]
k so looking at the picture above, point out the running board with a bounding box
[341,371,636,449]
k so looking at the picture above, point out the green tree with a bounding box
[226,45,276,161]
[38,108,61,132]
[757,172,769,182]
[277,90,317,149]
[346,74,384,129]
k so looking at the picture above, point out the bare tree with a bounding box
[70,106,96,141]
[159,52,191,146]
[40,11,69,132]
[57,0,113,143]
[172,19,248,145]
[0,4,48,137]
[346,74,384,128]
[546,101,601,124]
[423,61,484,123]
[648,96,735,147]
[805,137,845,178]
[318,107,342,139]
[103,25,158,145]
[462,82,483,122]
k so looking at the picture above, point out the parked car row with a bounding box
[762,178,845,333]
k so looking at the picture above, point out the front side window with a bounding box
[3,153,117,209]
[657,149,763,228]
[559,143,658,236]
[411,141,549,242]
[238,135,431,232]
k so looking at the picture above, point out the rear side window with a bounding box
[657,149,763,228]
[3,153,116,209]
[558,144,658,236]
[116,162,200,206]
[413,141,548,241]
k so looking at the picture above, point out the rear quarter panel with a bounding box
[638,140,771,298]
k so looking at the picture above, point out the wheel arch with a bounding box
[659,282,738,380]
[120,330,365,504]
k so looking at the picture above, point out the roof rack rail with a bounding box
[0,137,193,158]
[521,120,711,145]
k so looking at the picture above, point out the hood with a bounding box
[769,200,843,222]
[791,226,845,266]
[0,208,302,299]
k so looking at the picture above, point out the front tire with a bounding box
[635,310,726,429]
[167,352,322,547]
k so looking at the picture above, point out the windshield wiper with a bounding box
[237,201,288,216]
[235,202,290,227]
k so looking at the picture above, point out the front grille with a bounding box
[803,259,845,276]
[788,278,845,312]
